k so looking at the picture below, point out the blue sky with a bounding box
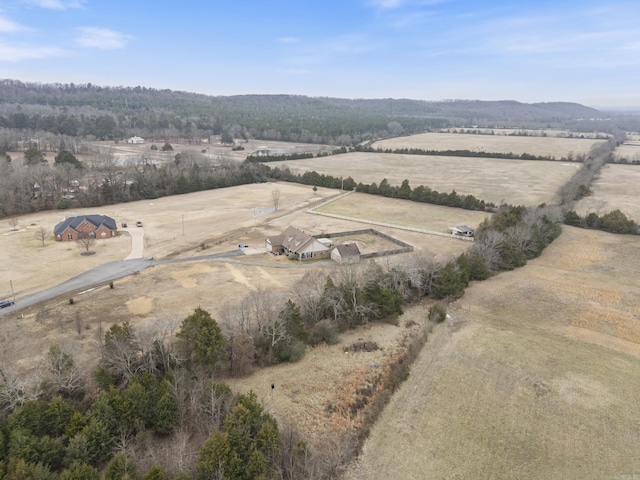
[0,0,638,108]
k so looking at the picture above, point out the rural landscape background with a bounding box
[0,77,639,480]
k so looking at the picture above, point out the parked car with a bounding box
[121,222,128,228]
[0,300,14,309]
[136,221,143,227]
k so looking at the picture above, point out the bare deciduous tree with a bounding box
[291,269,328,325]
[271,189,281,211]
[35,226,48,246]
[47,345,85,397]
[76,231,95,253]
[7,217,18,231]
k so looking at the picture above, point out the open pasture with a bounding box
[313,192,489,234]
[0,182,339,298]
[613,142,640,162]
[1,183,471,377]
[372,132,604,158]
[441,127,610,139]
[350,226,640,479]
[575,163,640,222]
[271,152,578,205]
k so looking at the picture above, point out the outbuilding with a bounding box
[331,243,361,264]
[448,225,475,237]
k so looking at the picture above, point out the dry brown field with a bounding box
[613,142,640,162]
[441,128,610,139]
[271,152,578,205]
[372,132,604,158]
[349,227,640,479]
[0,182,339,299]
[0,183,469,379]
[574,163,640,222]
[4,134,640,479]
[314,192,489,234]
[85,138,329,165]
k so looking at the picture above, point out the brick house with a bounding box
[54,215,118,241]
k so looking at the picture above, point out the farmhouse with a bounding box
[54,215,118,241]
[127,136,145,144]
[265,226,330,260]
[331,243,361,264]
[449,225,475,237]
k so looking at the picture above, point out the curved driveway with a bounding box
[124,227,145,260]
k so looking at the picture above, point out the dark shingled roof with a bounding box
[335,243,361,257]
[54,215,117,235]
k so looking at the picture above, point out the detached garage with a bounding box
[331,243,361,264]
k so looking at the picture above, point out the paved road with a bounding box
[0,250,246,317]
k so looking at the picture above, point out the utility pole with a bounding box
[10,280,16,304]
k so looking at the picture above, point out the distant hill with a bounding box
[0,79,610,146]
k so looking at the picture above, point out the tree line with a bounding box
[270,167,494,212]
[353,144,580,162]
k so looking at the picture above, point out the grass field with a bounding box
[4,134,640,479]
[271,152,578,205]
[574,163,640,223]
[613,142,640,162]
[372,132,604,158]
[314,192,489,234]
[349,227,640,479]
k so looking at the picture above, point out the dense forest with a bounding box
[0,79,614,148]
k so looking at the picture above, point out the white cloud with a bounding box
[0,15,28,32]
[0,42,67,61]
[368,0,403,8]
[75,27,132,49]
[278,37,299,44]
[367,0,448,10]
[25,0,84,9]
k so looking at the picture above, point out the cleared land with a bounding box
[613,142,640,162]
[349,227,640,479]
[0,182,340,299]
[5,133,640,478]
[441,128,610,139]
[313,192,489,234]
[0,184,469,379]
[271,152,578,205]
[574,163,640,222]
[372,132,604,158]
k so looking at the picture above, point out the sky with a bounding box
[0,0,639,109]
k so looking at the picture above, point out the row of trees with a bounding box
[564,209,639,234]
[0,150,272,218]
[271,166,494,212]
[354,144,577,162]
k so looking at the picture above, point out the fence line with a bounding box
[307,198,475,242]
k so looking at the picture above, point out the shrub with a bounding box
[428,303,447,323]
[308,320,339,346]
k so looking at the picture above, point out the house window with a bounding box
[101,232,107,238]
[67,234,73,240]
